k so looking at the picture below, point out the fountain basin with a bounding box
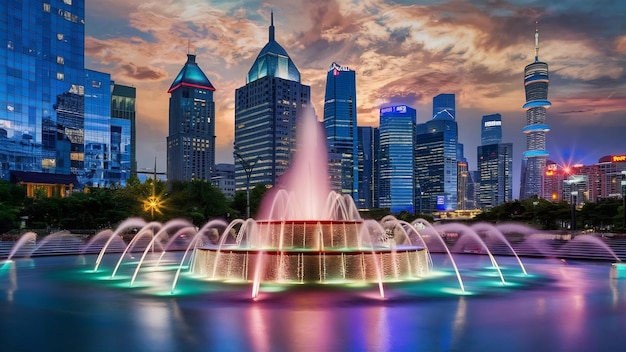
[192,220,430,284]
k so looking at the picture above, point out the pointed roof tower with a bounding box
[246,12,301,84]
[168,53,215,93]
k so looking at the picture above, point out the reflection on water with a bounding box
[1,255,626,351]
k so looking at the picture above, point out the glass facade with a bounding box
[0,0,86,179]
[356,126,378,209]
[415,108,458,212]
[167,54,216,182]
[378,105,416,213]
[432,93,455,120]
[520,28,551,200]
[477,143,513,208]
[111,83,136,179]
[324,62,357,198]
[234,15,310,190]
[481,113,502,145]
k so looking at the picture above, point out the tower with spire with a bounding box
[166,51,216,182]
[234,12,311,192]
[520,22,551,200]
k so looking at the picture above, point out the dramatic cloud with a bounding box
[85,0,626,192]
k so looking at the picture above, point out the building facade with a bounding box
[356,126,378,209]
[234,14,310,190]
[477,143,513,208]
[0,1,133,189]
[432,93,456,120]
[481,113,502,145]
[323,62,358,198]
[166,53,216,182]
[415,94,458,212]
[111,83,136,178]
[378,105,416,213]
[520,27,551,200]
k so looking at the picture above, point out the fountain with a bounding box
[192,109,430,298]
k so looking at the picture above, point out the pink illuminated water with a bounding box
[256,108,333,221]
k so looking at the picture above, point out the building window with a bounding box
[57,72,64,80]
[57,33,64,41]
[57,56,64,64]
[43,3,51,12]
[63,0,72,4]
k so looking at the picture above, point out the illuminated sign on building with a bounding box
[612,155,626,162]
[436,195,446,211]
[484,120,502,127]
[380,105,407,114]
[329,62,350,73]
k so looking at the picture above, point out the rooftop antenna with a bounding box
[269,10,275,42]
[534,20,539,62]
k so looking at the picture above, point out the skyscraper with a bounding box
[477,143,513,208]
[520,25,551,200]
[111,83,137,178]
[379,105,416,213]
[167,52,216,182]
[356,126,379,209]
[433,93,456,120]
[481,113,502,145]
[0,0,86,179]
[234,13,310,190]
[323,62,358,198]
[415,94,458,212]
[1,1,133,189]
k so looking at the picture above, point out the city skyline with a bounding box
[84,0,626,197]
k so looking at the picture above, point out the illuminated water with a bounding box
[1,253,626,351]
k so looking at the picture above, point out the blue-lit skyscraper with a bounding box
[0,0,86,179]
[415,94,458,212]
[433,93,455,120]
[234,13,310,190]
[379,105,416,213]
[323,62,357,198]
[520,26,551,200]
[481,113,502,145]
[356,126,378,209]
[167,53,216,182]
[111,83,136,179]
[1,1,133,189]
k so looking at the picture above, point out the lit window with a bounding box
[57,33,64,40]
[43,3,51,12]
[63,0,72,4]
[57,72,64,80]
[57,56,64,64]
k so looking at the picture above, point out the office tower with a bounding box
[234,13,310,190]
[415,95,458,212]
[111,84,137,178]
[378,105,416,213]
[0,0,86,179]
[323,62,358,198]
[520,26,551,200]
[477,143,513,208]
[167,52,216,182]
[1,1,134,189]
[356,126,379,209]
[83,70,134,187]
[432,93,455,120]
[481,113,502,145]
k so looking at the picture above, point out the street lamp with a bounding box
[235,151,257,219]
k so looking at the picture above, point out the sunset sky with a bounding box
[84,0,626,197]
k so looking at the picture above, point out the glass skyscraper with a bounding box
[378,105,416,213]
[1,1,132,188]
[520,26,551,200]
[481,113,502,145]
[477,143,513,208]
[323,62,358,198]
[167,53,216,182]
[415,94,458,212]
[234,13,310,190]
[432,93,455,120]
[356,126,378,209]
[111,83,136,179]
